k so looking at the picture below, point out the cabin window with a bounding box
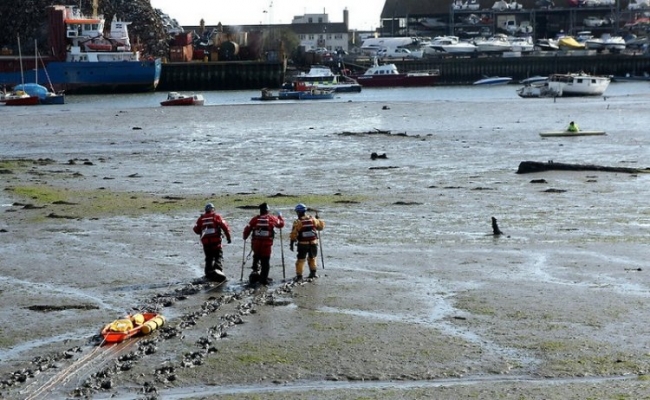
[577,79,583,83]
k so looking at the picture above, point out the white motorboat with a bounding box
[536,38,559,51]
[510,36,535,52]
[427,36,477,54]
[474,34,512,52]
[585,34,626,52]
[295,65,362,93]
[546,72,610,96]
[473,76,513,85]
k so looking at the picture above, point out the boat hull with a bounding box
[4,96,40,106]
[351,74,437,87]
[539,130,606,137]
[473,77,512,85]
[0,58,161,94]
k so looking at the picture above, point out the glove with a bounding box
[227,238,232,244]
[277,211,282,217]
[289,241,295,252]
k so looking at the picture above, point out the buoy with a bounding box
[141,315,165,335]
[131,313,145,325]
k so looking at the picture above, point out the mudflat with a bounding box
[2,98,650,399]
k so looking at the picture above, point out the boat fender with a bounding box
[131,313,145,325]
[141,315,166,335]
[109,319,133,332]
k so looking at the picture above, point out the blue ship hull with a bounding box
[0,58,161,94]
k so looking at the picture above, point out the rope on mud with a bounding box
[23,338,109,400]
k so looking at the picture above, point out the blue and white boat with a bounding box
[13,83,65,105]
[0,5,160,95]
[520,76,548,85]
[473,76,513,85]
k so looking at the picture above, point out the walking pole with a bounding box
[317,230,325,270]
[240,239,247,282]
[314,210,325,270]
[279,227,286,279]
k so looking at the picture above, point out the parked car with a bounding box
[583,16,606,26]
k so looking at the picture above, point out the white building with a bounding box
[291,9,350,52]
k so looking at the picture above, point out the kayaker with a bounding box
[193,203,232,282]
[289,203,325,282]
[567,121,580,132]
[243,203,285,285]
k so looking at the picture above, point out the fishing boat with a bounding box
[473,76,512,85]
[347,58,439,88]
[101,312,165,343]
[160,92,205,106]
[0,5,161,94]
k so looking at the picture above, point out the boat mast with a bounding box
[17,34,24,86]
[34,39,38,85]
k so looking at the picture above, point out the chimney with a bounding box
[343,8,349,29]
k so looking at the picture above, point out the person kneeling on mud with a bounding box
[289,203,325,281]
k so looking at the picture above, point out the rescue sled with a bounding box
[100,312,165,343]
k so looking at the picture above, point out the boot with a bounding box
[307,258,318,279]
[259,263,271,285]
[294,274,303,282]
[249,269,260,285]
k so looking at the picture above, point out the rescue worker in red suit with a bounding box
[193,203,232,282]
[243,203,285,285]
[289,203,325,281]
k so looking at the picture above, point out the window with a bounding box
[309,35,315,40]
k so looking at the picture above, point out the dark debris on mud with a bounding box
[3,277,312,398]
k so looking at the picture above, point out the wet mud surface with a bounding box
[2,95,650,398]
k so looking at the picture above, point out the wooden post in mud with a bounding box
[492,217,503,235]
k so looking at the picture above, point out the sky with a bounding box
[149,0,385,31]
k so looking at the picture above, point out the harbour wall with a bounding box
[387,54,650,85]
[157,60,286,91]
[156,55,650,90]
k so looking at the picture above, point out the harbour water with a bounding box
[30,81,650,109]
